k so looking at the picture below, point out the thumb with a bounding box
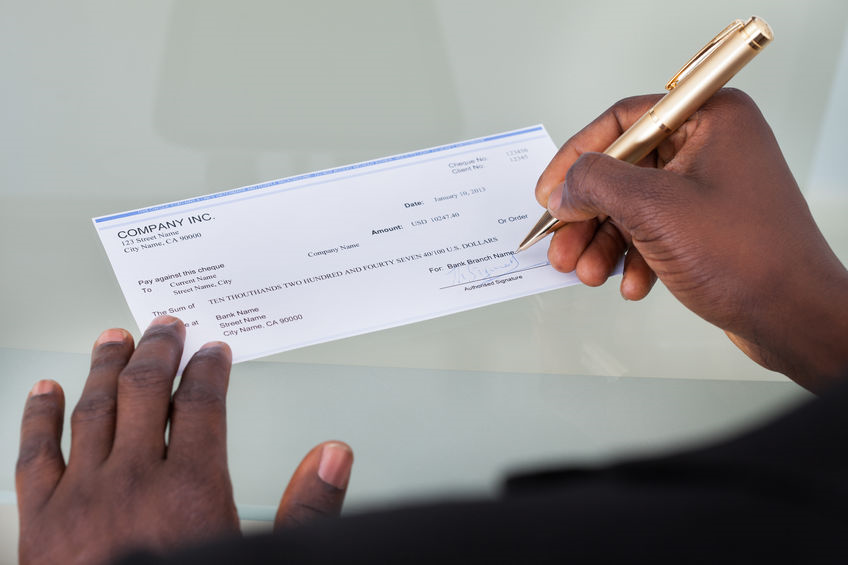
[547,152,685,233]
[274,441,353,530]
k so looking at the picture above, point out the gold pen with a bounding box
[516,16,773,253]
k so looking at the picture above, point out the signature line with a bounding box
[439,263,550,290]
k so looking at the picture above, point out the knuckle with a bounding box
[610,94,661,120]
[16,436,59,472]
[563,157,582,191]
[21,397,60,425]
[598,219,625,248]
[567,153,601,199]
[141,322,184,346]
[282,499,334,528]
[89,349,130,374]
[118,358,172,391]
[71,393,116,425]
[718,87,754,108]
[614,94,651,111]
[173,380,226,413]
[188,346,230,370]
[295,500,332,519]
[534,177,549,205]
[707,89,762,134]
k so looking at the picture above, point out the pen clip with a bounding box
[665,19,744,90]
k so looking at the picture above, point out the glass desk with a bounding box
[2,1,846,528]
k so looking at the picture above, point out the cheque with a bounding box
[93,125,584,367]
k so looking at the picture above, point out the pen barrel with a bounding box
[604,111,671,164]
[604,17,772,164]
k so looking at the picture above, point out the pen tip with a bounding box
[515,234,540,254]
[515,237,534,254]
[516,213,559,253]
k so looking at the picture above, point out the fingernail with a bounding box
[94,328,129,347]
[30,380,57,397]
[318,442,353,489]
[149,315,180,327]
[547,182,565,214]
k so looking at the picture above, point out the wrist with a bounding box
[766,265,848,392]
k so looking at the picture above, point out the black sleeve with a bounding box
[119,380,848,564]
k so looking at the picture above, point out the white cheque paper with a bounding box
[93,125,583,366]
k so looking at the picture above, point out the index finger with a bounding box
[535,94,663,207]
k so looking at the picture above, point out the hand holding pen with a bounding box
[518,16,773,253]
[530,86,848,392]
